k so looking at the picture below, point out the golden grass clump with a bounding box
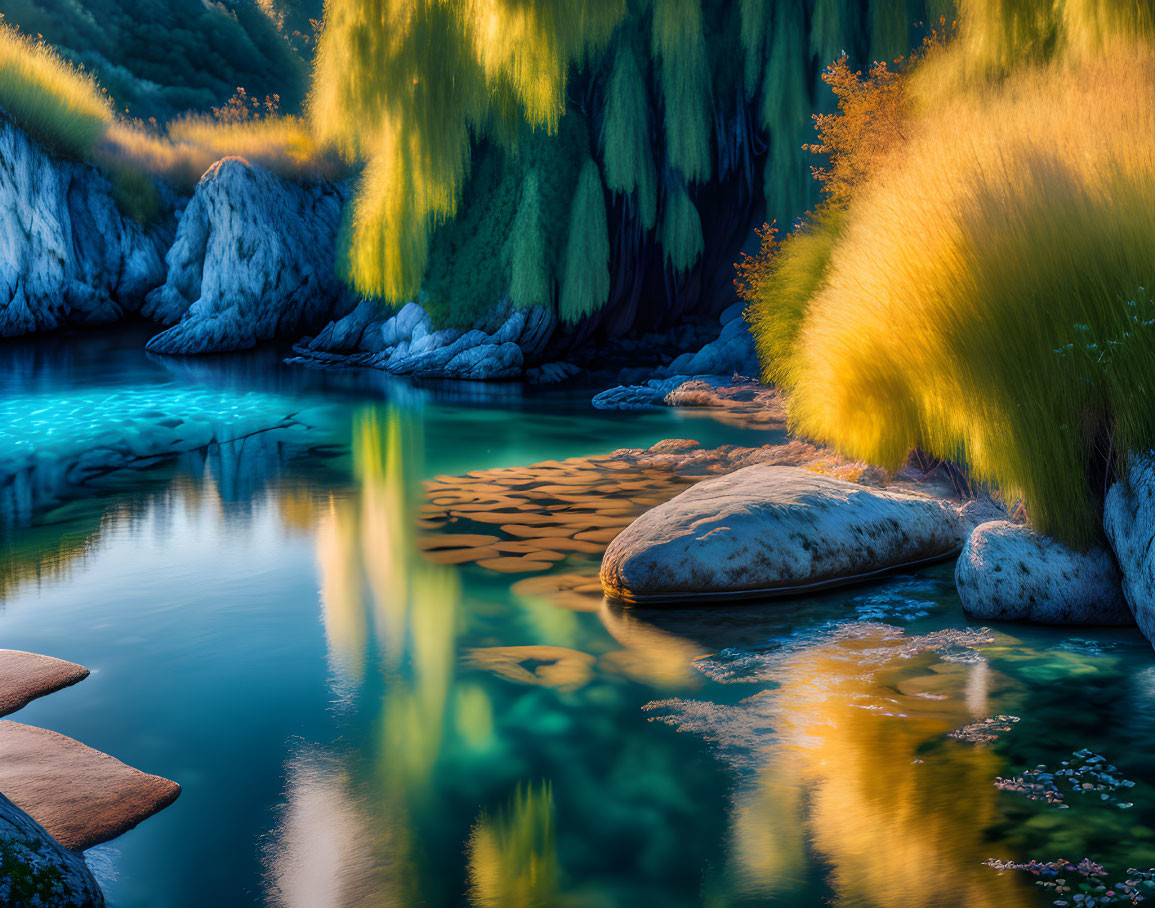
[0,20,113,157]
[751,44,1155,544]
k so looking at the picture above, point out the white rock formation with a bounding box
[600,465,964,603]
[144,157,350,354]
[1104,453,1155,644]
[290,299,556,381]
[955,520,1130,625]
[0,117,169,337]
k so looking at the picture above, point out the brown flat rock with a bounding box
[0,720,180,851]
[0,650,89,718]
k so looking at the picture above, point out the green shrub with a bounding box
[558,158,610,323]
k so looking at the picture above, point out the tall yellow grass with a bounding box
[0,20,113,157]
[759,43,1155,544]
[0,19,336,207]
[101,115,338,191]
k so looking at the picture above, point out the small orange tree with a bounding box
[803,55,907,210]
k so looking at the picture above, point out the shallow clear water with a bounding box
[2,330,1155,907]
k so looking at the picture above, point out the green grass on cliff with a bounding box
[0,20,113,157]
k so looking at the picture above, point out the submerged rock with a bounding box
[145,157,351,354]
[600,465,964,603]
[0,721,180,852]
[288,299,555,380]
[0,791,104,906]
[1104,453,1155,644]
[0,651,90,717]
[955,520,1131,625]
[0,117,170,338]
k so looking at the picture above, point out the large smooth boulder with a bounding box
[144,157,351,354]
[0,791,104,906]
[1104,453,1155,643]
[0,117,169,338]
[600,465,964,603]
[0,721,180,852]
[955,521,1131,625]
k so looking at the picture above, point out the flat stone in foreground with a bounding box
[0,721,180,851]
[956,521,1131,625]
[601,465,964,603]
[0,650,89,717]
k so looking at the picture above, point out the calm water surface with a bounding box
[2,330,1155,907]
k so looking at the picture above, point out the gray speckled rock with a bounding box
[0,792,103,906]
[1104,453,1155,644]
[0,117,170,338]
[144,157,351,354]
[600,465,965,603]
[955,521,1130,625]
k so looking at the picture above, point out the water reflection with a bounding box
[644,619,1034,907]
[275,406,502,904]
[467,782,560,908]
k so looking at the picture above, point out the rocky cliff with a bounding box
[0,116,170,338]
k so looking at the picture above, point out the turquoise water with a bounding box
[2,330,1155,907]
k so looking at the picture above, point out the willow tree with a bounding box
[309,0,946,330]
[310,0,626,301]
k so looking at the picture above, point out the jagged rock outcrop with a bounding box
[600,465,965,603]
[144,157,351,354]
[956,520,1131,625]
[0,792,104,907]
[0,117,170,338]
[1104,453,1155,645]
[288,299,557,380]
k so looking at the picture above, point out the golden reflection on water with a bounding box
[292,407,1041,906]
[467,782,560,908]
[640,618,1035,908]
[278,407,569,906]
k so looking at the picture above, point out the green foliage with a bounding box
[660,179,704,273]
[651,0,712,183]
[108,162,163,223]
[312,0,627,303]
[738,0,770,94]
[558,158,611,323]
[600,34,657,229]
[0,0,313,122]
[422,116,588,328]
[508,169,550,309]
[742,212,845,389]
[870,0,913,63]
[761,0,812,228]
[0,21,112,158]
[811,0,859,66]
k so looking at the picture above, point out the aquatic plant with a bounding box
[0,20,112,157]
[984,858,1155,906]
[994,749,1137,808]
[741,0,1155,544]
